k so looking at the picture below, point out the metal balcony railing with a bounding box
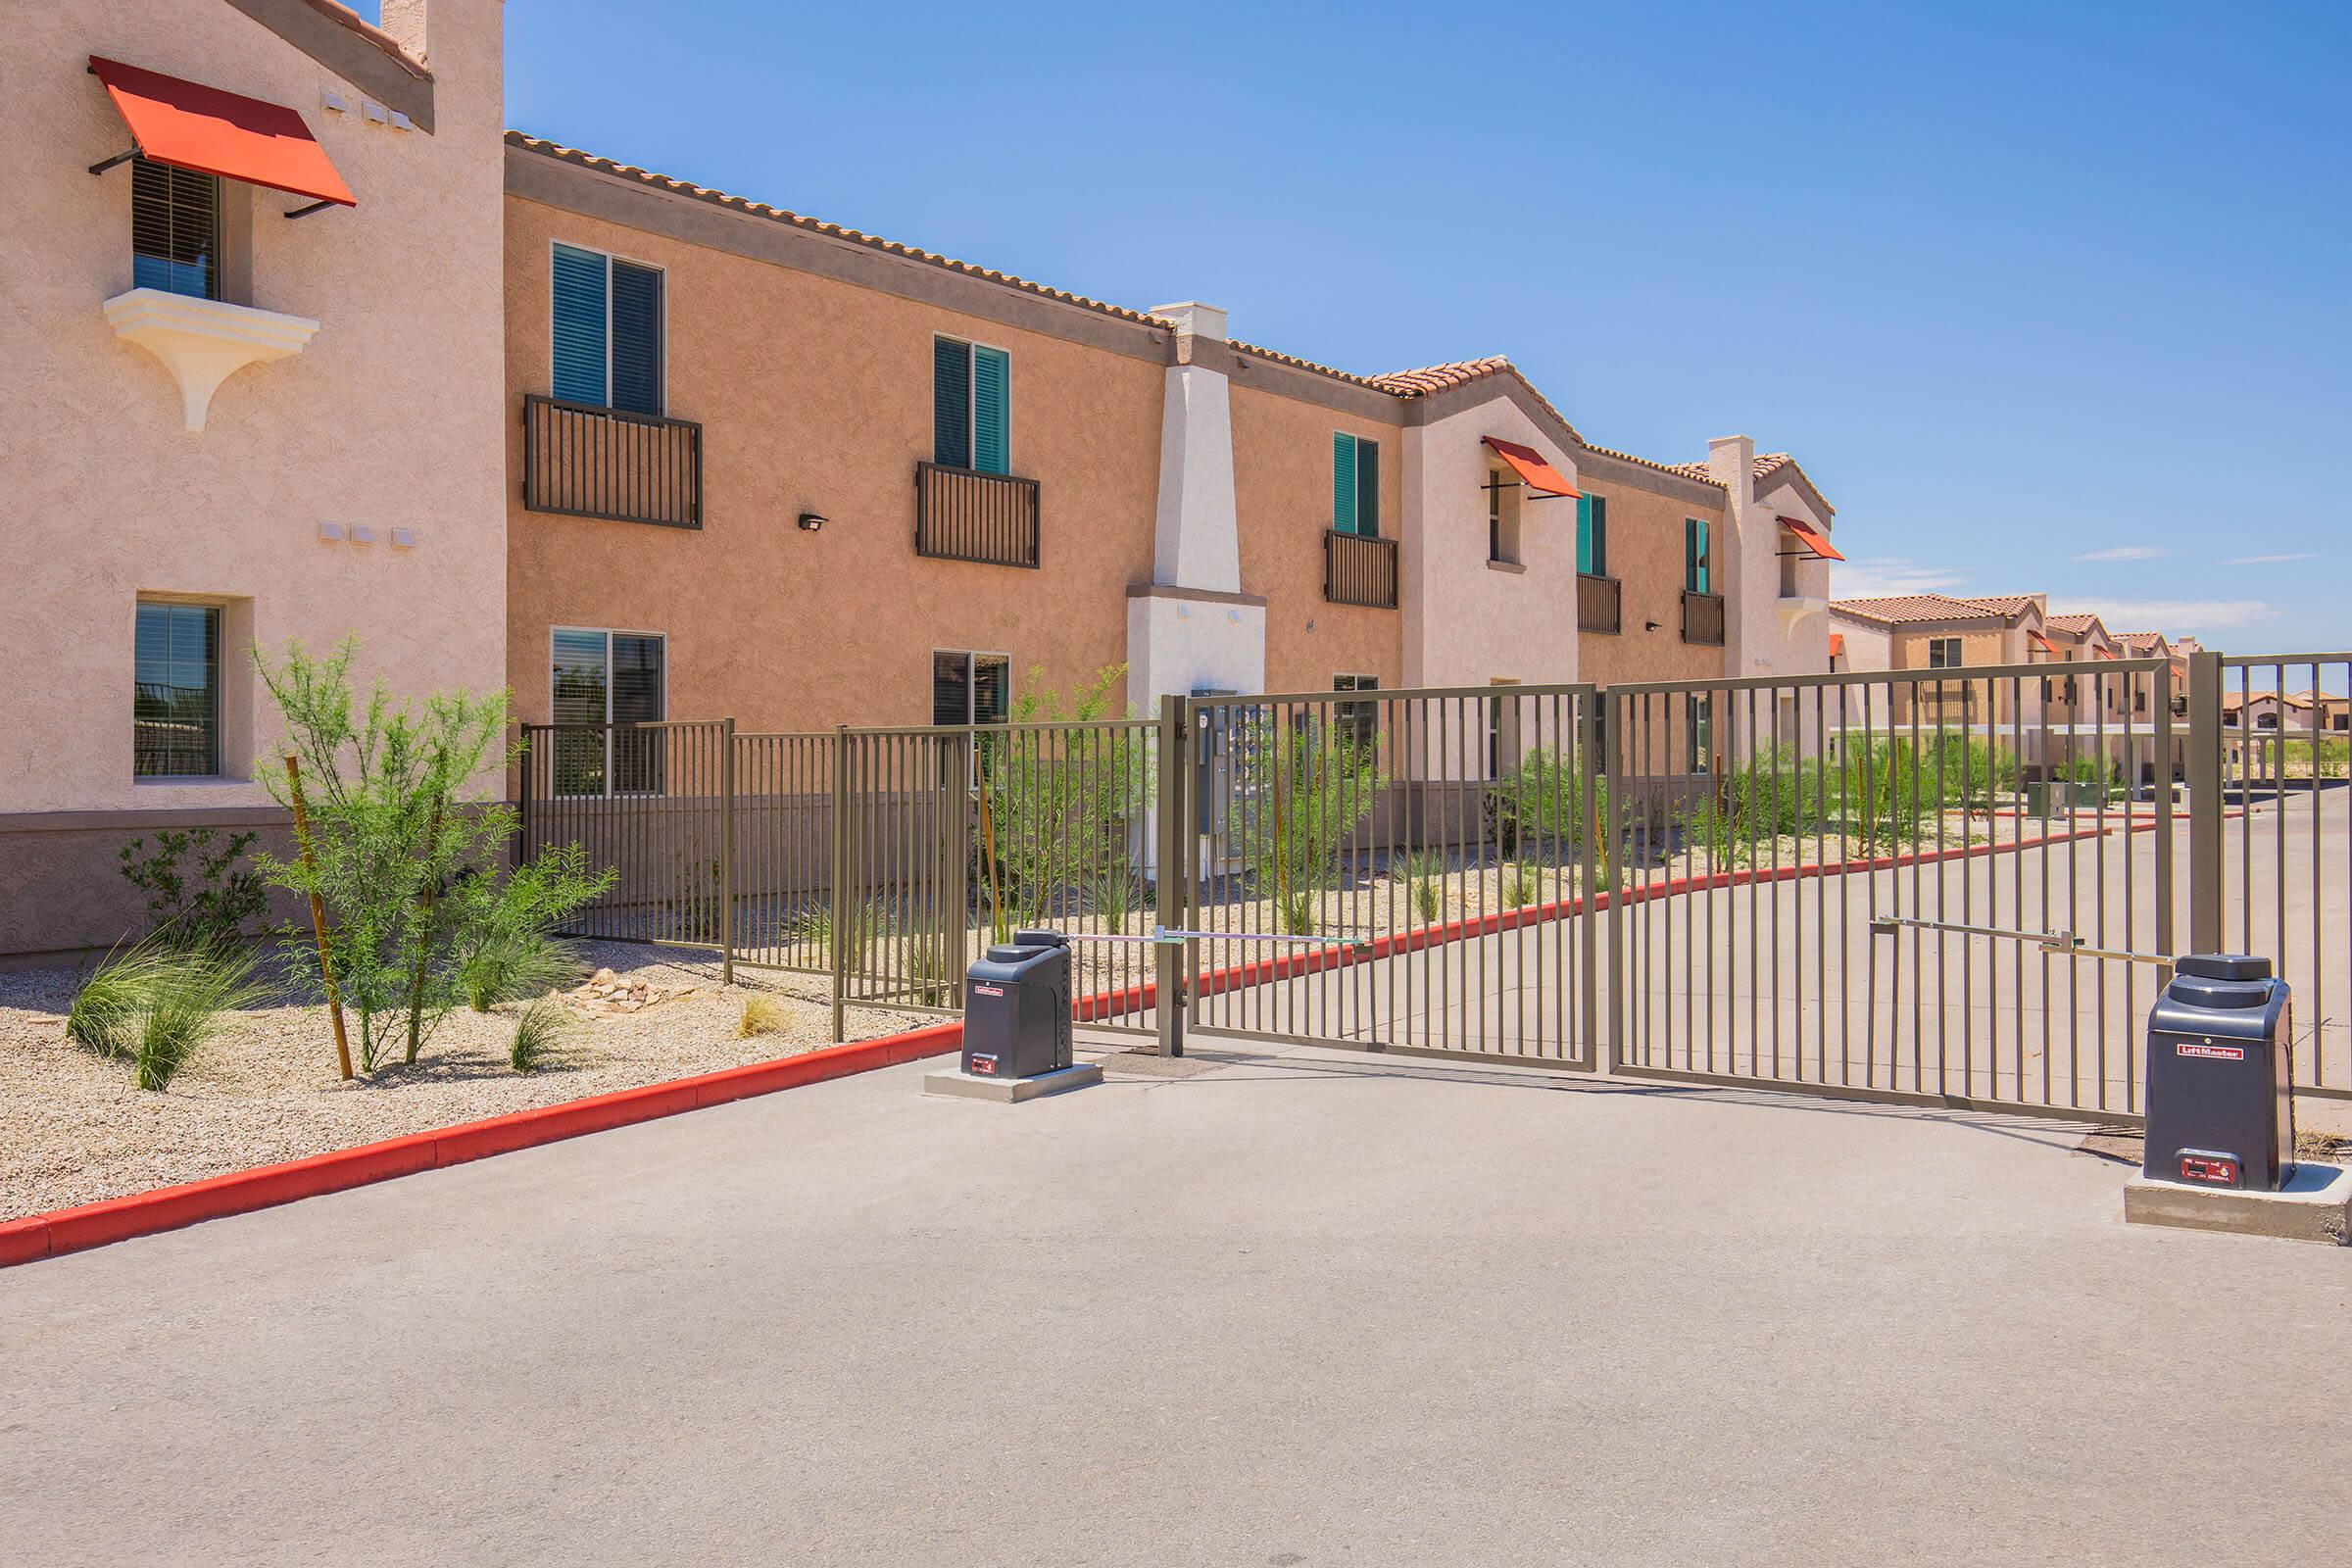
[522,394,703,529]
[1578,573,1621,634]
[1324,529,1398,610]
[1681,589,1726,646]
[914,462,1041,567]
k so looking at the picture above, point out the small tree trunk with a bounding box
[405,779,450,1064]
[284,756,355,1081]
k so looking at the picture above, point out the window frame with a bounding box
[1578,492,1610,578]
[1926,636,1963,669]
[132,599,223,780]
[548,624,668,800]
[1687,693,1714,775]
[1333,672,1381,751]
[932,334,1013,476]
[549,240,668,416]
[930,648,1013,726]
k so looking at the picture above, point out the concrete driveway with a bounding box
[3,1037,2346,1566]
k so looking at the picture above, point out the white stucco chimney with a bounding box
[1706,433,1755,512]
[1127,300,1263,715]
[1152,300,1228,342]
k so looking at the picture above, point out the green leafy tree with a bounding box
[252,639,613,1072]
[977,664,1152,942]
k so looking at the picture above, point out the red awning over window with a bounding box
[2094,645,2118,661]
[1483,437,1579,500]
[1779,514,1843,562]
[90,55,355,207]
[1829,633,1845,661]
[2029,629,2059,657]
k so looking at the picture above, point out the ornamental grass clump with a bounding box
[65,940,265,1090]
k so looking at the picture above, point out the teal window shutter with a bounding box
[1576,496,1592,575]
[971,345,1009,474]
[1686,518,1710,593]
[1332,432,1358,534]
[1590,494,1609,577]
[551,243,609,406]
[609,260,663,416]
[1355,437,1380,536]
[934,338,972,468]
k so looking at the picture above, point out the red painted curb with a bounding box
[0,1019,963,1269]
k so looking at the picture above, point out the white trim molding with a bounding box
[103,288,319,431]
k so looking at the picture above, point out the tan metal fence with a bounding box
[515,648,2348,1121]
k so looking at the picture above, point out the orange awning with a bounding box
[1829,633,1845,660]
[1779,514,1843,562]
[1483,437,1579,500]
[90,55,355,208]
[2029,629,2059,657]
[2094,645,2118,661]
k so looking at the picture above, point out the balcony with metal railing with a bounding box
[1324,529,1398,610]
[522,394,703,529]
[1577,573,1621,634]
[1681,588,1726,646]
[914,462,1041,567]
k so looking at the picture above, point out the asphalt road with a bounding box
[3,1040,2346,1565]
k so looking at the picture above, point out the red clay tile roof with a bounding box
[1963,594,2041,616]
[1832,594,2027,625]
[1365,358,1512,396]
[302,0,430,77]
[507,133,1174,329]
[1666,452,1794,485]
[2045,613,2105,635]
[1581,442,1727,489]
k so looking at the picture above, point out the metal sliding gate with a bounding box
[1165,684,1602,1070]
[516,649,2348,1121]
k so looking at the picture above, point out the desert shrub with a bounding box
[1487,748,1611,861]
[1502,864,1540,907]
[253,639,614,1074]
[1392,850,1446,923]
[1836,737,1936,853]
[118,828,266,950]
[1679,747,1819,866]
[132,946,265,1090]
[1235,715,1385,935]
[456,925,584,1012]
[734,995,783,1039]
[508,999,570,1073]
[67,942,262,1089]
[976,664,1152,943]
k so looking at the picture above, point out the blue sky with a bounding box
[391,1,2346,651]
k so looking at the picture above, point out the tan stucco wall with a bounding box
[2,0,508,816]
[1230,381,1402,696]
[1574,476,1727,693]
[503,194,1165,729]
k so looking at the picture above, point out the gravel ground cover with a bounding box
[0,942,916,1221]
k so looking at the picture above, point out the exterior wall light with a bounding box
[797,513,827,532]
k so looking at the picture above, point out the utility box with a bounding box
[961,929,1072,1081]
[2143,954,2293,1192]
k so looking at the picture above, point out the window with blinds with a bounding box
[1332,432,1380,536]
[551,243,664,416]
[550,627,665,797]
[133,601,220,777]
[131,157,220,301]
[933,338,1010,474]
[931,651,1011,725]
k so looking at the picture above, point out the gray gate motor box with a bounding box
[2143,954,2293,1192]
[962,929,1072,1081]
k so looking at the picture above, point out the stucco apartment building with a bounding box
[2,0,508,957]
[4,0,1841,956]
[1828,593,2187,780]
[498,134,1842,783]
